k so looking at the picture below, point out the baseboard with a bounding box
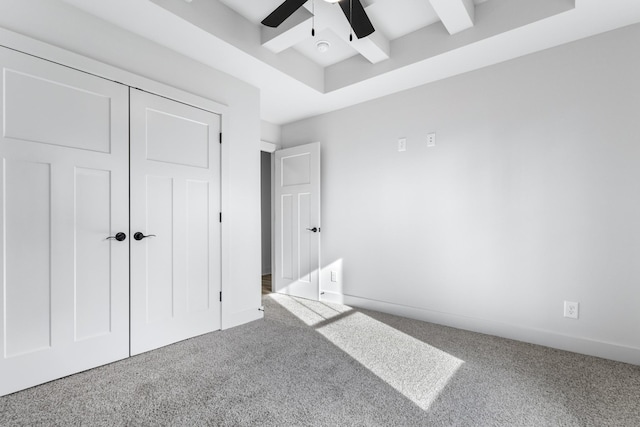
[222,307,263,330]
[320,291,640,366]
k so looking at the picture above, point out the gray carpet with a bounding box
[1,293,639,426]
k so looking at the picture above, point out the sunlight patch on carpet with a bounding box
[269,293,464,411]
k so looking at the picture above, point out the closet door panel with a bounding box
[130,88,221,356]
[0,47,129,397]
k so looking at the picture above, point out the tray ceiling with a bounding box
[59,0,640,124]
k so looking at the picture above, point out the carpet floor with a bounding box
[1,293,639,426]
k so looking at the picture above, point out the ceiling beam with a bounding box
[429,0,475,35]
[261,7,313,53]
[348,0,390,63]
[350,29,390,64]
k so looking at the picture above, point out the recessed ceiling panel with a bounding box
[218,0,284,24]
[366,0,441,40]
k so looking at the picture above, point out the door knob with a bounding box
[134,232,156,241]
[106,232,127,241]
[306,227,320,233]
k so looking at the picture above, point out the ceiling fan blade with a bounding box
[338,0,375,39]
[261,0,309,28]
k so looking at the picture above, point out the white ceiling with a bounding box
[59,0,640,125]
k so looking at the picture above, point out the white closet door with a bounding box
[130,89,221,355]
[0,48,130,396]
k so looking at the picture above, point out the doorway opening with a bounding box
[261,150,273,295]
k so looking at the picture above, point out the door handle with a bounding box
[306,227,320,233]
[134,232,156,241]
[106,232,127,242]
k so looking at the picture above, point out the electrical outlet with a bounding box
[427,133,436,147]
[398,138,407,152]
[330,271,338,282]
[564,301,579,319]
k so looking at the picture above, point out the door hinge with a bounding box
[219,132,222,144]
[219,212,222,223]
[219,291,222,302]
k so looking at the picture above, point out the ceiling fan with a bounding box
[261,0,375,40]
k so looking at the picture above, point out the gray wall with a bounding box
[282,24,640,364]
[261,151,272,275]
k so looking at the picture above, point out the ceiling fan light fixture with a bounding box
[262,0,374,39]
[316,40,331,53]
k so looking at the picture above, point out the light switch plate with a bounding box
[427,133,436,147]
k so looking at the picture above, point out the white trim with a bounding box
[270,152,276,292]
[260,140,279,153]
[321,291,640,366]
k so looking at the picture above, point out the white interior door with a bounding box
[0,48,130,396]
[274,142,321,300]
[130,89,221,355]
